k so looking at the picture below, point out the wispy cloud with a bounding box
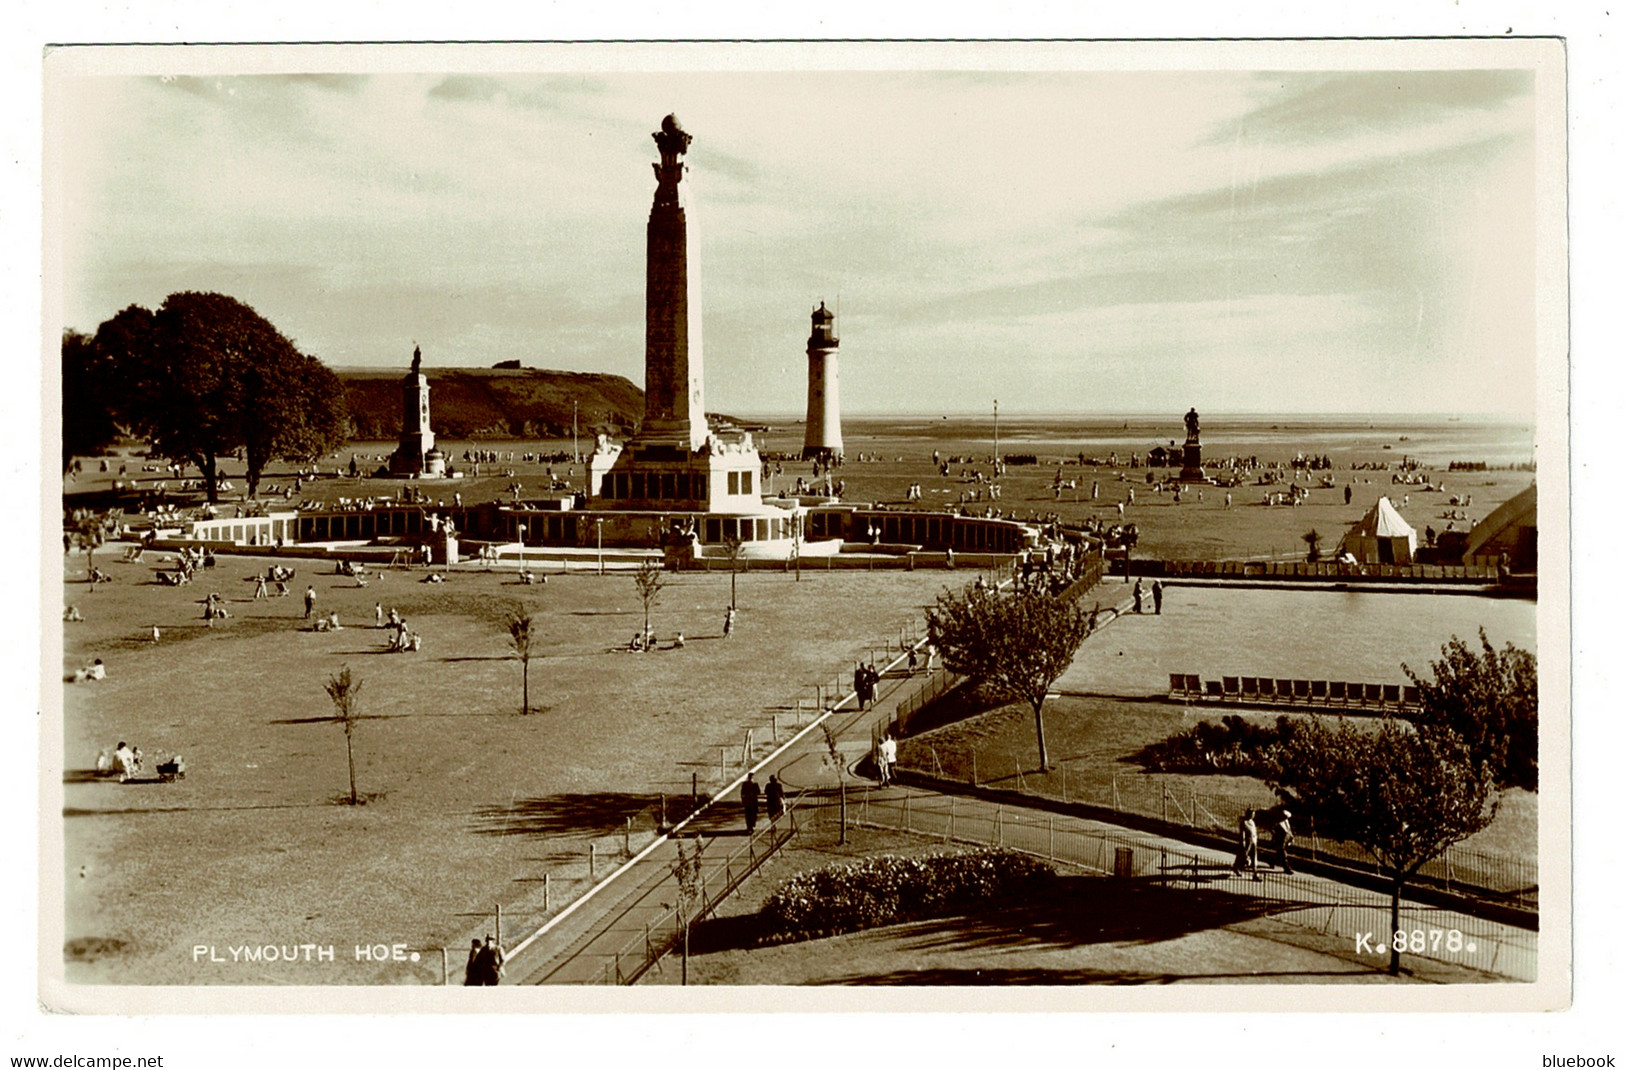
[55,61,1544,416]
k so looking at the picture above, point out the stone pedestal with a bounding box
[1178,437,1207,483]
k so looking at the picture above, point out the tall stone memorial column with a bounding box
[642,114,709,452]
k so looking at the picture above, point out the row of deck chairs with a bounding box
[1160,560,1499,581]
[1168,674,1421,711]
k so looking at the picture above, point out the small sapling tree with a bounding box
[928,586,1091,771]
[323,666,365,805]
[506,607,538,715]
[633,559,667,644]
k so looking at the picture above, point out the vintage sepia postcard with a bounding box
[38,36,1571,1031]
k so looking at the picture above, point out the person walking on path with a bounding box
[1233,809,1261,880]
[1132,580,1143,614]
[463,939,484,986]
[375,602,383,628]
[466,935,504,985]
[765,774,784,822]
[878,733,898,786]
[1152,580,1163,615]
[723,605,736,638]
[303,585,316,620]
[740,772,761,833]
[1272,811,1295,874]
[253,574,268,599]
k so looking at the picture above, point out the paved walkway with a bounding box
[503,575,1533,984]
[504,588,1002,984]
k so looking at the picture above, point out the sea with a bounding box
[743,413,1538,469]
[344,414,1536,472]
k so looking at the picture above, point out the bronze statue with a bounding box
[411,345,422,375]
[1184,407,1200,439]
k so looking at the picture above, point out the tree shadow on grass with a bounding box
[468,792,670,838]
[884,878,1315,956]
[896,682,1008,738]
[694,877,1314,960]
[821,965,1372,985]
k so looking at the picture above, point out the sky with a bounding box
[52,52,1549,418]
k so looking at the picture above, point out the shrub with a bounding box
[759,847,1055,942]
[1129,715,1300,776]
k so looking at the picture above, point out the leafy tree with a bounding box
[61,329,126,470]
[241,346,348,498]
[323,666,365,805]
[1266,717,1498,976]
[927,586,1091,771]
[82,292,348,502]
[633,560,667,642]
[506,608,538,715]
[1403,630,1537,792]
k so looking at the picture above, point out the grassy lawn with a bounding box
[897,580,1539,884]
[898,696,1536,860]
[59,555,950,983]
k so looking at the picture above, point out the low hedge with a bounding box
[759,848,1055,943]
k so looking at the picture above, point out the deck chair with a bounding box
[1256,678,1275,701]
[1276,679,1295,704]
[1293,679,1312,701]
[1222,676,1240,700]
[1327,681,1347,705]
[1364,683,1385,706]
[1185,675,1203,696]
[1310,680,1328,702]
[1401,685,1421,710]
[1240,677,1259,700]
[1382,684,1401,707]
[1169,673,1186,699]
[1205,680,1224,699]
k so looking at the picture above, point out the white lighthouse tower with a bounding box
[801,301,842,461]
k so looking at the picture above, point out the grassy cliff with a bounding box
[339,367,645,440]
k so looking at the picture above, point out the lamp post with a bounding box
[793,512,803,582]
[595,517,604,576]
[516,522,525,578]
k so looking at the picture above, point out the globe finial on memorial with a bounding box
[653,114,692,160]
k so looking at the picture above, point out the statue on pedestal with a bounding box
[1184,407,1200,442]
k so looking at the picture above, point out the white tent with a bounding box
[1339,496,1417,565]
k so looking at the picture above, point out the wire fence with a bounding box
[847,790,1537,982]
[368,590,987,986]
[901,742,1537,911]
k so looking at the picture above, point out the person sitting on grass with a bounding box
[113,740,138,781]
[63,605,84,622]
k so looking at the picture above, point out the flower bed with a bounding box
[759,847,1056,943]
